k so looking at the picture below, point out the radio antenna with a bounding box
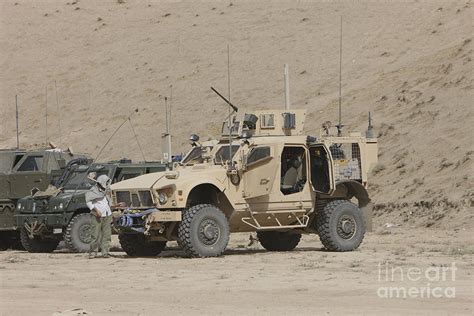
[15,95,19,149]
[284,64,290,110]
[64,108,139,210]
[227,44,234,168]
[162,97,172,164]
[45,86,49,145]
[54,80,62,147]
[336,16,344,137]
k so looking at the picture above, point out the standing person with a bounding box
[85,174,123,258]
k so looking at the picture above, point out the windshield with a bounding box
[221,121,240,136]
[182,147,205,165]
[214,145,240,164]
[62,167,112,190]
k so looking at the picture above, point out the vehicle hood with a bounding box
[110,166,227,191]
[152,166,227,190]
[111,171,168,191]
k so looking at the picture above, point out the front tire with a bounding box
[316,200,365,251]
[118,233,166,257]
[257,231,301,251]
[20,227,60,253]
[64,213,94,253]
[177,204,229,258]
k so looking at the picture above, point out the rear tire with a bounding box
[20,227,60,253]
[118,233,166,257]
[257,231,301,251]
[64,213,93,253]
[316,200,365,251]
[177,204,229,258]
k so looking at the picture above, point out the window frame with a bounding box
[246,146,272,168]
[260,114,275,129]
[16,155,44,172]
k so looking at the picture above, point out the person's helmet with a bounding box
[96,175,112,190]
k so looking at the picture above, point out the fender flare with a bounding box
[334,180,372,231]
[334,180,370,207]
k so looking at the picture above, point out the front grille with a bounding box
[131,194,140,207]
[116,191,131,206]
[138,191,153,207]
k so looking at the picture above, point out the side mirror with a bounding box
[189,134,200,144]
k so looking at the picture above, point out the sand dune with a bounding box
[1,0,472,223]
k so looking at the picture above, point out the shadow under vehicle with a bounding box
[15,159,168,253]
[0,148,87,250]
[111,107,378,258]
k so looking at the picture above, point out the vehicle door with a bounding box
[242,145,277,199]
[10,154,47,198]
[269,144,314,212]
[308,144,335,195]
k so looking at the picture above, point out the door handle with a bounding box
[34,179,42,183]
[260,178,270,185]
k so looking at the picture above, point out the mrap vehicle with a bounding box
[111,109,378,257]
[0,148,86,250]
[15,159,167,253]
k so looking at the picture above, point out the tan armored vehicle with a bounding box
[111,109,378,257]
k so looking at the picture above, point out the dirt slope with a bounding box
[0,0,472,227]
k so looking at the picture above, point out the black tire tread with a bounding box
[316,200,365,252]
[177,204,229,258]
[257,231,301,251]
[118,233,166,257]
[64,213,90,253]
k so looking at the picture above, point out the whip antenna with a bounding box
[45,86,49,145]
[64,108,140,210]
[15,95,20,149]
[128,117,146,162]
[336,16,344,137]
[54,80,62,147]
[227,44,234,168]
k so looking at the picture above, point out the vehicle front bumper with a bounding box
[15,213,69,229]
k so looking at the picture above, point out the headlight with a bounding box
[59,203,64,209]
[17,203,21,210]
[158,192,168,205]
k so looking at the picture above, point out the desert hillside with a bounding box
[0,0,472,227]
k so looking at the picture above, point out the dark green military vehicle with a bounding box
[15,159,168,253]
[0,148,87,250]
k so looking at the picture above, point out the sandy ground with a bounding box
[1,223,473,316]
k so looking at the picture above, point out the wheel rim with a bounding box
[198,218,220,246]
[79,224,92,243]
[337,215,357,239]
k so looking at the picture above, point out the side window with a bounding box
[247,147,271,165]
[12,155,24,168]
[280,146,306,195]
[260,114,275,129]
[310,146,330,193]
[18,156,43,172]
[330,143,362,181]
